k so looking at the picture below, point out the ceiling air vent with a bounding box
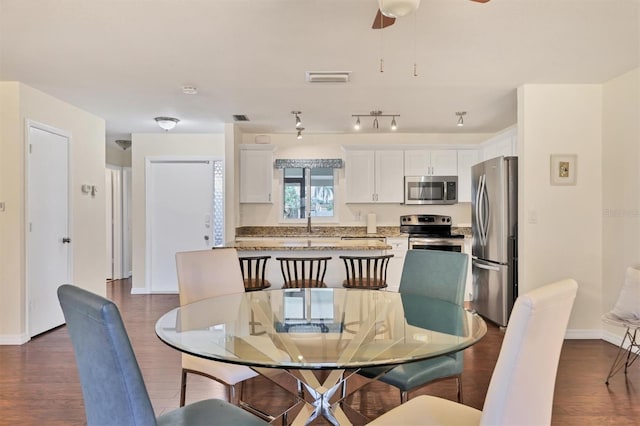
[233,114,250,122]
[305,71,351,83]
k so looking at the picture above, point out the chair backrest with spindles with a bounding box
[276,256,332,288]
[340,254,394,289]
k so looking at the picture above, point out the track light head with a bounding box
[354,116,361,130]
[456,111,466,127]
[390,116,397,131]
[292,111,303,129]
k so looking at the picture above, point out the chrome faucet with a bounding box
[307,213,312,233]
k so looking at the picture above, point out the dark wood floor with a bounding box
[0,279,638,425]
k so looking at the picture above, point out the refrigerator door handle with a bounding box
[473,260,501,272]
[477,174,489,246]
[481,174,491,246]
[475,174,484,245]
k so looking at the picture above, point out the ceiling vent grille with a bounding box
[233,114,250,122]
[305,71,351,83]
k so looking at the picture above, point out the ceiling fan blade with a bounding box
[372,9,396,29]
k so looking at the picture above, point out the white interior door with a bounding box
[105,168,113,279]
[122,167,132,277]
[27,122,71,337]
[105,166,123,280]
[146,159,215,293]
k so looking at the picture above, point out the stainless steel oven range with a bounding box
[401,214,465,252]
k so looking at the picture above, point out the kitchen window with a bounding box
[283,167,335,221]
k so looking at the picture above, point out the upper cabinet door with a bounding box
[345,149,403,203]
[404,150,457,176]
[457,149,480,203]
[345,150,376,202]
[403,150,431,176]
[375,150,404,203]
[240,148,273,203]
[430,150,458,175]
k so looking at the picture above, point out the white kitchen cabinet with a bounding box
[481,126,517,161]
[345,150,404,203]
[240,146,274,203]
[385,237,408,292]
[456,149,480,203]
[404,149,458,176]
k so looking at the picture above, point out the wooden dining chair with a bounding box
[340,254,394,290]
[276,256,332,288]
[238,255,272,291]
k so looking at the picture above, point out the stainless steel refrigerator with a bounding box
[471,156,518,327]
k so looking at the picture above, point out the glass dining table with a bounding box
[155,288,487,425]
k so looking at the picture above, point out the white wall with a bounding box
[601,68,640,339]
[238,132,491,228]
[130,133,229,292]
[0,82,106,343]
[106,144,132,167]
[518,84,603,333]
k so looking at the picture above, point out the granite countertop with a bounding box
[235,225,472,239]
[229,238,391,251]
[235,226,403,238]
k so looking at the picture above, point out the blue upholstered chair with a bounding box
[359,249,469,403]
[57,284,267,426]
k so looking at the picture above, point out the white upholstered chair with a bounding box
[368,278,578,426]
[602,266,640,384]
[175,248,258,407]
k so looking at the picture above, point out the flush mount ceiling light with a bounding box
[378,0,421,18]
[154,116,180,131]
[352,111,399,131]
[456,111,467,127]
[115,139,131,150]
[291,111,303,129]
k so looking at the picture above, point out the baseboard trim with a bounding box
[565,328,603,339]
[130,287,178,295]
[0,333,30,345]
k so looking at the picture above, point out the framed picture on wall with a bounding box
[550,154,577,186]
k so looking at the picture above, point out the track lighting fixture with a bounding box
[154,116,180,131]
[292,111,303,129]
[352,111,399,131]
[456,111,466,127]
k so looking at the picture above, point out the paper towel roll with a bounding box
[367,213,377,234]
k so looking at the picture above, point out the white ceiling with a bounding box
[1,0,638,147]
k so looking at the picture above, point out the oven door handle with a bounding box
[473,260,500,272]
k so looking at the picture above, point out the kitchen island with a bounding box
[227,237,392,289]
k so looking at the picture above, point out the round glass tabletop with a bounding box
[155,288,487,370]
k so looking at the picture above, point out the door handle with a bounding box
[62,237,71,244]
[473,261,500,272]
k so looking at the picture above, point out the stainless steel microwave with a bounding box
[404,176,458,205]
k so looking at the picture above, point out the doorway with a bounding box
[26,121,71,337]
[145,158,224,293]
